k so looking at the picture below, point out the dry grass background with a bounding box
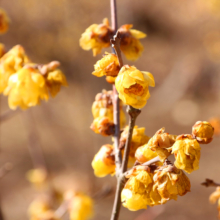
[1,0,220,219]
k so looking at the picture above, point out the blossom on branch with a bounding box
[172,134,201,174]
[79,18,113,56]
[91,144,115,177]
[0,8,10,34]
[119,24,146,61]
[115,65,155,109]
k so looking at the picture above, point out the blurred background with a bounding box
[1,0,220,219]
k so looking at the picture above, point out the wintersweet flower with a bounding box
[92,53,120,77]
[209,117,220,136]
[153,164,191,204]
[90,116,115,136]
[0,45,30,93]
[91,144,115,177]
[121,166,153,211]
[69,193,94,220]
[115,65,155,109]
[80,18,113,56]
[209,187,220,219]
[143,128,177,162]
[172,134,201,174]
[26,168,47,187]
[192,121,214,144]
[92,90,126,128]
[4,66,49,110]
[0,8,10,34]
[118,24,146,61]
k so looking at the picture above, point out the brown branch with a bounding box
[142,156,161,166]
[201,178,220,187]
[0,163,13,179]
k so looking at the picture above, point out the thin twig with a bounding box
[201,179,220,187]
[121,106,141,173]
[0,163,13,179]
[22,110,48,173]
[142,156,160,166]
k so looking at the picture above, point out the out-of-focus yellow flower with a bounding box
[142,128,177,162]
[69,193,94,220]
[91,144,115,177]
[92,90,126,128]
[192,121,214,144]
[120,125,150,166]
[28,198,51,220]
[122,166,153,211]
[32,211,60,220]
[0,8,10,34]
[115,65,155,109]
[90,116,115,136]
[118,24,146,61]
[209,187,220,219]
[0,43,5,58]
[0,45,30,93]
[26,168,47,187]
[80,18,113,56]
[4,66,49,110]
[171,134,201,174]
[92,53,120,77]
[45,68,68,97]
[153,164,191,204]
[209,117,220,136]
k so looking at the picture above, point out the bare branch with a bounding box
[201,178,220,187]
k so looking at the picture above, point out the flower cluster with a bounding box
[0,45,67,110]
[80,18,146,60]
[121,164,190,211]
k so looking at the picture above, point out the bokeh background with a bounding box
[1,0,220,219]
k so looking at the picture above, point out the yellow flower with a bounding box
[118,24,146,61]
[69,193,94,220]
[92,53,120,77]
[0,45,30,93]
[91,144,115,177]
[122,166,153,211]
[0,43,5,58]
[143,128,177,162]
[171,134,201,174]
[80,18,113,56]
[28,198,51,220]
[153,164,191,204]
[4,66,49,110]
[115,65,155,109]
[0,8,10,34]
[26,168,47,187]
[209,187,220,219]
[120,125,150,166]
[46,69,68,97]
[90,116,115,136]
[192,121,214,144]
[92,90,126,128]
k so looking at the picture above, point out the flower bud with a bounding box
[91,144,115,177]
[192,121,214,144]
[209,117,220,136]
[171,134,200,174]
[0,43,6,58]
[115,65,155,109]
